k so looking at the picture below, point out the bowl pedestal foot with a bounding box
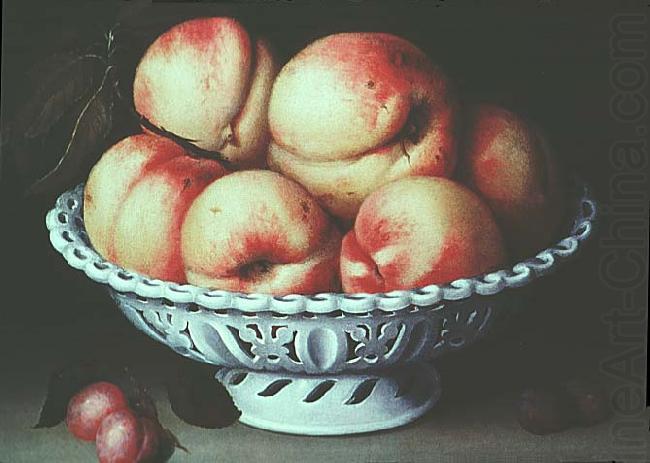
[215,362,441,436]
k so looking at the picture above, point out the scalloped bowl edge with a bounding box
[46,179,597,315]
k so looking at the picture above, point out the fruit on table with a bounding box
[66,382,128,442]
[95,408,159,463]
[564,378,612,426]
[64,381,165,462]
[459,104,565,260]
[84,134,228,282]
[516,387,575,435]
[340,177,507,293]
[136,417,162,462]
[268,32,458,221]
[181,170,342,294]
[133,17,277,167]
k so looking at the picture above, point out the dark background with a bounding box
[0,0,648,416]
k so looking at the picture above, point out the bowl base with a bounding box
[215,362,441,436]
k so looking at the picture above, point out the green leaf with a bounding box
[167,359,240,429]
[33,362,98,429]
[26,64,115,197]
[13,51,105,143]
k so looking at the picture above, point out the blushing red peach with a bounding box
[268,32,458,220]
[133,17,277,167]
[340,177,507,293]
[181,170,342,294]
[83,133,228,282]
[459,104,565,260]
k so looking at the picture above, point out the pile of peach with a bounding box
[84,17,565,296]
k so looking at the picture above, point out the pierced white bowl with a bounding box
[47,180,596,436]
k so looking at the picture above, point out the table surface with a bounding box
[1,305,642,463]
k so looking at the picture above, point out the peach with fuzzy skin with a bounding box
[134,17,277,167]
[181,170,341,294]
[459,104,565,260]
[84,134,228,282]
[341,177,507,293]
[268,32,458,221]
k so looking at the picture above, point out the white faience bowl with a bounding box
[47,180,596,435]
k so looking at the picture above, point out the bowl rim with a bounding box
[46,178,597,315]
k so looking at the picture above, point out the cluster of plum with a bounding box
[65,382,163,463]
[83,17,565,296]
[517,379,612,435]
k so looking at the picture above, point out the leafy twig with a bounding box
[26,64,114,195]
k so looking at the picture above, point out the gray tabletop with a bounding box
[1,311,639,463]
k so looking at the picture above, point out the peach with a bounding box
[268,32,458,221]
[340,177,507,293]
[181,170,341,294]
[66,382,128,442]
[459,104,565,260]
[84,134,228,282]
[133,17,277,167]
